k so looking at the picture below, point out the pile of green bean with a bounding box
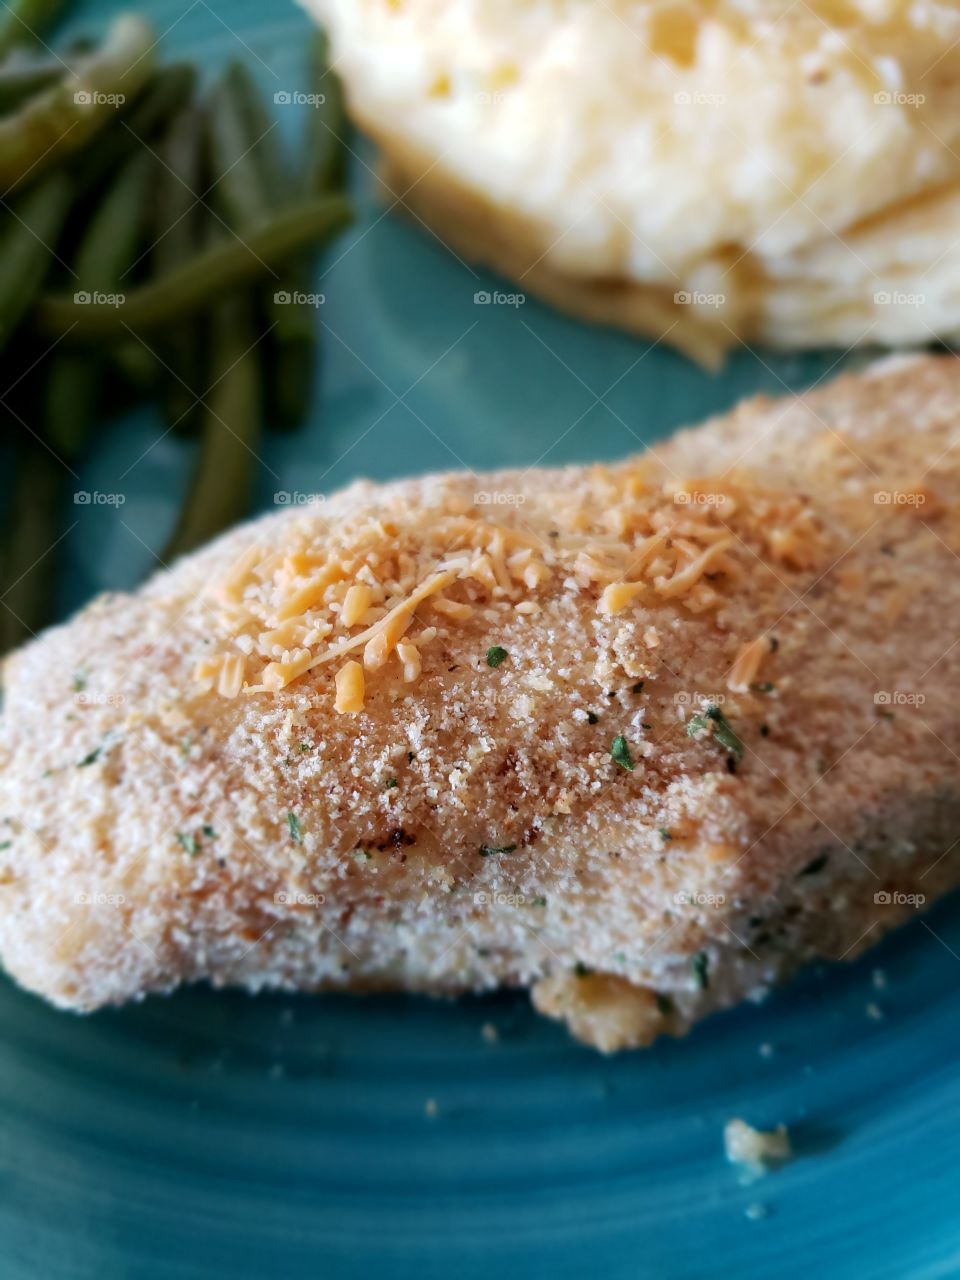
[0,11,352,650]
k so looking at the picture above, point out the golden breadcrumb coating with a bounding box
[0,353,958,1050]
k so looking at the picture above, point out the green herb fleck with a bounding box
[530,895,547,908]
[479,843,517,857]
[659,827,673,841]
[0,840,11,851]
[798,853,829,877]
[878,709,895,720]
[573,962,594,978]
[486,645,508,669]
[176,832,198,855]
[180,735,193,757]
[202,825,217,840]
[287,812,303,844]
[656,993,675,1016]
[382,777,398,790]
[587,711,599,725]
[354,849,372,862]
[687,705,743,760]
[693,951,710,990]
[298,742,312,753]
[77,746,102,768]
[611,734,634,771]
[72,672,87,692]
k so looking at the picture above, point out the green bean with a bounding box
[0,0,67,62]
[224,60,285,193]
[0,167,71,347]
[301,29,347,195]
[162,298,262,562]
[208,62,317,429]
[46,151,152,457]
[152,102,206,435]
[74,63,196,197]
[0,14,155,192]
[36,195,353,338]
[207,64,272,228]
[0,444,64,652]
[0,56,63,112]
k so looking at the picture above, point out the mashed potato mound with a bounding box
[304,0,960,361]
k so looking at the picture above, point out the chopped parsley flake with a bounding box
[72,672,87,692]
[298,743,312,753]
[611,734,634,771]
[479,843,516,857]
[693,951,710,990]
[354,849,372,862]
[202,825,217,840]
[687,705,743,760]
[659,828,673,841]
[287,812,303,844]
[382,777,398,790]
[176,832,198,855]
[530,895,547,908]
[77,746,102,767]
[486,645,508,668]
[0,840,11,851]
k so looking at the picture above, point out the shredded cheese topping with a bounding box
[194,466,830,712]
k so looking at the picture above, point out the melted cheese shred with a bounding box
[199,466,831,713]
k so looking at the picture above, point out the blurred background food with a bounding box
[306,0,960,364]
[0,4,352,651]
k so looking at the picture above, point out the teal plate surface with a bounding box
[3,2,959,1276]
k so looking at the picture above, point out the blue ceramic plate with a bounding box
[3,3,959,1277]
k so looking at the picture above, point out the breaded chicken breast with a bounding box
[1,354,958,1050]
[305,0,960,363]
